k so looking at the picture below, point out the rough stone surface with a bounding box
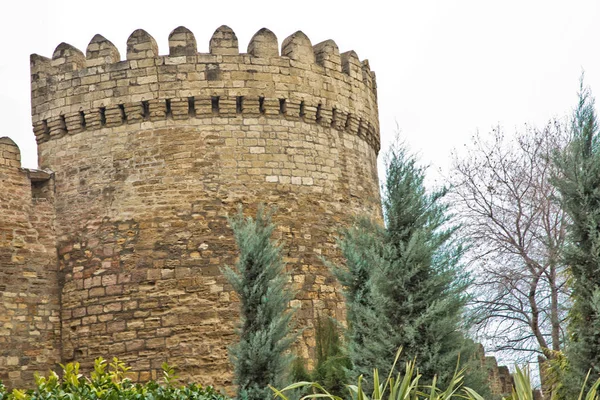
[476,344,514,396]
[0,139,60,387]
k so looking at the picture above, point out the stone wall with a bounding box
[0,138,60,387]
[475,344,514,396]
[29,26,381,388]
[486,357,513,396]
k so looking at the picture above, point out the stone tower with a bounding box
[1,25,380,388]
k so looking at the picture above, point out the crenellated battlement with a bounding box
[0,137,54,194]
[0,137,21,168]
[30,26,379,152]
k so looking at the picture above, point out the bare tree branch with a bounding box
[450,121,571,366]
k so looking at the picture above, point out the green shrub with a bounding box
[311,317,351,397]
[0,358,229,400]
[291,317,351,398]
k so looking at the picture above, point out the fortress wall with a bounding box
[0,138,60,388]
[473,344,514,396]
[31,26,381,387]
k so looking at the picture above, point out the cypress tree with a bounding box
[331,143,489,393]
[222,206,296,400]
[554,79,600,387]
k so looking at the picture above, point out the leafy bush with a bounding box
[0,358,229,400]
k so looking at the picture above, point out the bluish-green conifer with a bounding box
[222,207,296,400]
[331,143,490,394]
[554,79,600,392]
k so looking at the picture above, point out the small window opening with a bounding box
[79,111,86,129]
[141,101,150,120]
[188,97,196,117]
[259,97,265,114]
[31,180,49,200]
[279,99,286,114]
[236,96,244,114]
[59,114,67,133]
[99,107,106,126]
[165,99,172,118]
[211,96,220,113]
[299,101,305,118]
[316,104,322,123]
[118,104,126,123]
[42,120,50,137]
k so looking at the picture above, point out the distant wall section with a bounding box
[0,138,60,387]
[474,344,514,396]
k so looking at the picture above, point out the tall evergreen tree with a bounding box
[554,79,600,387]
[331,143,489,393]
[222,206,296,400]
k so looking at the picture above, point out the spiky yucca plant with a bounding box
[271,348,485,400]
[508,365,600,400]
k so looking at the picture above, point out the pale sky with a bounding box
[2,0,599,179]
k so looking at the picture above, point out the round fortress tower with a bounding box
[30,26,381,386]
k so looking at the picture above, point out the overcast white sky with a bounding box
[2,0,600,180]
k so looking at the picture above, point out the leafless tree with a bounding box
[450,120,570,366]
